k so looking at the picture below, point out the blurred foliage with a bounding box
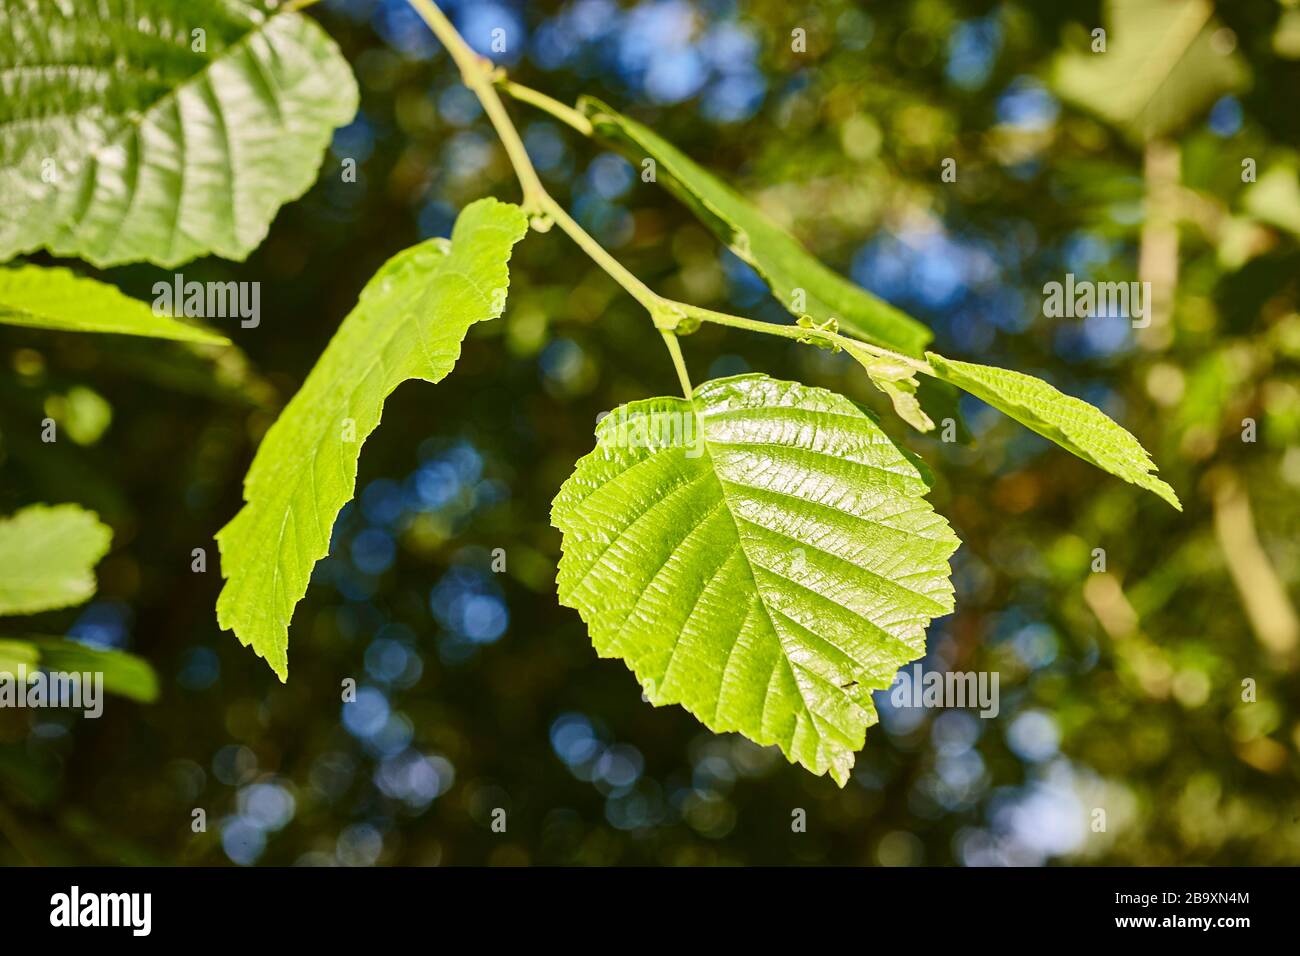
[1,0,1298,866]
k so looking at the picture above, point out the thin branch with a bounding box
[405,0,700,392]
[1212,468,1299,663]
[677,304,935,375]
[539,194,662,313]
[408,0,916,400]
[498,76,938,376]
[405,0,550,223]
[497,80,593,135]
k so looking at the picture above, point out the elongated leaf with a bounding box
[0,636,159,703]
[0,264,227,344]
[926,353,1181,509]
[216,199,529,679]
[579,96,932,355]
[0,504,111,615]
[1050,0,1245,143]
[552,374,959,784]
[15,636,159,703]
[0,0,358,267]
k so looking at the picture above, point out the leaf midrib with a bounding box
[693,402,874,756]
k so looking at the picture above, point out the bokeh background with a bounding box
[2,0,1300,865]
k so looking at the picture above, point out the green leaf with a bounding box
[0,265,228,344]
[0,504,112,615]
[552,373,960,784]
[0,637,159,703]
[0,639,39,676]
[925,353,1181,509]
[0,0,358,268]
[216,198,529,679]
[1050,0,1245,144]
[17,637,159,703]
[578,96,933,355]
[849,351,935,433]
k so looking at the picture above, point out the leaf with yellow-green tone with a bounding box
[578,96,933,356]
[0,265,227,344]
[0,504,112,615]
[552,374,959,784]
[926,353,1181,509]
[216,199,529,680]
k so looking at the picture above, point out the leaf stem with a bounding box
[405,0,697,395]
[406,0,921,398]
[496,80,593,136]
[404,0,550,224]
[494,78,938,378]
[537,195,662,313]
[677,303,934,375]
[660,331,693,398]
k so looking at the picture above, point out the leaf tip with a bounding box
[1150,478,1183,511]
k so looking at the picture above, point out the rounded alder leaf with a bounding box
[552,374,960,784]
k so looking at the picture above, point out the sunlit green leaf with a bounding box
[0,265,228,344]
[579,96,933,355]
[0,0,358,267]
[926,353,1181,509]
[216,198,529,679]
[552,373,960,784]
[0,504,112,616]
